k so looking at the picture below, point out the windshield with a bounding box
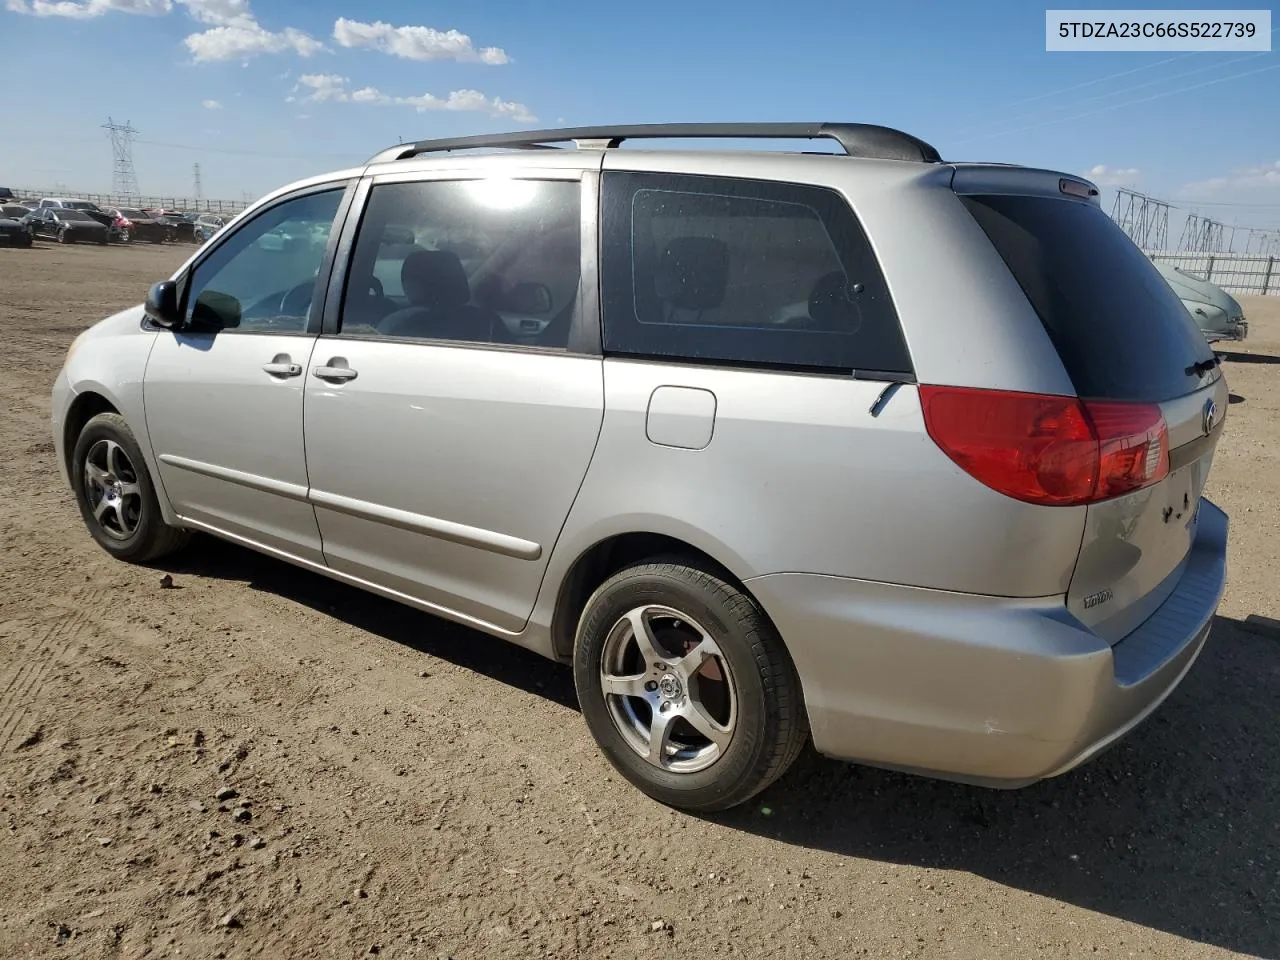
[118,209,147,219]
[63,201,99,211]
[57,210,98,222]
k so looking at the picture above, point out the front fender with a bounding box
[55,307,174,523]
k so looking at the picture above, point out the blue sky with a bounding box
[3,0,1278,232]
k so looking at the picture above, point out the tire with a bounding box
[573,559,808,812]
[71,412,190,563]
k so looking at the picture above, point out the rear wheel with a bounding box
[71,413,189,563]
[573,559,808,812]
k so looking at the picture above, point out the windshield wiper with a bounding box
[1188,355,1221,376]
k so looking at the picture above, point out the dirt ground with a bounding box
[1,241,1278,960]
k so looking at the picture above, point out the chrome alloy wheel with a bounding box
[83,438,142,540]
[599,604,736,773]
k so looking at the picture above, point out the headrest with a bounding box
[653,236,729,311]
[401,250,470,309]
[808,270,862,331]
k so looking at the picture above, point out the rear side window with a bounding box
[601,172,911,375]
[960,194,1216,402]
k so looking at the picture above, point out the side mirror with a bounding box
[190,290,242,332]
[145,280,182,329]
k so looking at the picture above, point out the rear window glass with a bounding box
[960,194,1216,402]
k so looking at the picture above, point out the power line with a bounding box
[134,137,360,162]
[955,61,1280,146]
[102,117,140,199]
[983,51,1270,131]
[954,26,1276,130]
[1111,189,1171,248]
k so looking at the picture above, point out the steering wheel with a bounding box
[279,279,317,319]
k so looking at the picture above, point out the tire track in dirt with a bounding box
[0,609,88,752]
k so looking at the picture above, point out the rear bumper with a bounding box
[1207,319,1247,343]
[746,498,1228,787]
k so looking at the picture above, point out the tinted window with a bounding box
[64,201,97,211]
[960,194,1216,402]
[601,172,911,375]
[340,179,581,350]
[57,210,96,222]
[183,187,343,334]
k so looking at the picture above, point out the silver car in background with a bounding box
[51,123,1229,811]
[1154,260,1249,343]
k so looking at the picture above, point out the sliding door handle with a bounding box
[313,361,358,382]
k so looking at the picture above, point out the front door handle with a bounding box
[262,360,302,377]
[313,358,358,382]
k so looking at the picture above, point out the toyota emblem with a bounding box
[1203,398,1218,435]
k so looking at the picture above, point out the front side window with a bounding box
[339,178,582,350]
[601,172,911,374]
[182,187,344,334]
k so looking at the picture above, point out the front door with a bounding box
[144,184,349,564]
[302,173,604,633]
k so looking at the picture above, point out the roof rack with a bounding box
[367,123,942,165]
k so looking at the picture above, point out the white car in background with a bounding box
[1153,261,1248,343]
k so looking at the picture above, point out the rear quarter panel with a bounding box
[541,359,1088,596]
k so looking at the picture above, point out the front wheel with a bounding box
[71,413,190,563]
[573,560,808,812]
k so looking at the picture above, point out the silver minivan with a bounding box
[52,123,1229,811]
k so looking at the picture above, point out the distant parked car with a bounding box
[37,197,115,230]
[0,187,15,201]
[29,207,108,244]
[193,213,227,243]
[0,204,33,247]
[1153,261,1248,343]
[152,211,198,243]
[106,207,168,244]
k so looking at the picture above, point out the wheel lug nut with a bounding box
[653,662,665,671]
[659,702,672,713]
[644,680,658,692]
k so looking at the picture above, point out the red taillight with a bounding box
[920,386,1169,506]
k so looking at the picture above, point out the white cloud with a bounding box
[173,0,320,62]
[201,98,223,110]
[175,0,249,25]
[1084,164,1141,187]
[184,20,322,62]
[295,74,535,122]
[1180,160,1280,196]
[7,0,322,62]
[5,0,169,17]
[296,73,349,102]
[332,17,508,64]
